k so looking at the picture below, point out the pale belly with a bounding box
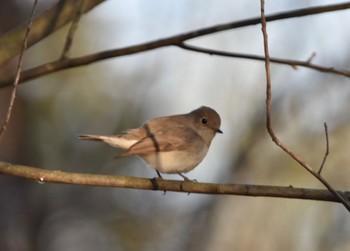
[141,148,208,174]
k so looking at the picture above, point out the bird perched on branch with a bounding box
[79,106,222,180]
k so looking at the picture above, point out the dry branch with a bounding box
[260,0,350,212]
[0,161,349,202]
[178,43,350,78]
[0,0,37,141]
[60,0,86,59]
[318,123,329,174]
[1,1,350,87]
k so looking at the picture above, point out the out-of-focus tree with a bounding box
[1,1,350,251]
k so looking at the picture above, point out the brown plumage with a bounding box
[79,106,222,179]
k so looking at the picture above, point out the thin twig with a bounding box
[1,2,350,87]
[306,52,316,64]
[0,0,38,141]
[260,0,350,212]
[178,43,350,78]
[61,0,86,59]
[318,122,329,174]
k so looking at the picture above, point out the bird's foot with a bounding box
[178,173,197,182]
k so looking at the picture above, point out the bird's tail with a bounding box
[78,134,135,149]
[78,134,105,141]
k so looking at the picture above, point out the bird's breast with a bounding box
[141,146,208,174]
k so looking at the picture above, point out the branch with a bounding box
[260,0,350,212]
[0,0,105,67]
[318,122,329,174]
[178,43,350,78]
[1,1,350,87]
[0,0,38,141]
[0,161,349,202]
[60,0,86,59]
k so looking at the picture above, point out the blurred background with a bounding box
[1,0,350,250]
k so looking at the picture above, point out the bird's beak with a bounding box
[216,128,223,134]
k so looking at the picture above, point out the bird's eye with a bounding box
[201,117,208,125]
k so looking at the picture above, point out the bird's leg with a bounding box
[178,173,197,195]
[156,170,163,179]
[178,173,190,181]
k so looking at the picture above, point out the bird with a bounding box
[79,106,222,180]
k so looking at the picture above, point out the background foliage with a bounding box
[1,1,350,250]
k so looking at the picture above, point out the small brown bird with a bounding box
[79,106,222,180]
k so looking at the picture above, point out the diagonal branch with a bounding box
[260,0,350,212]
[1,1,350,87]
[60,0,86,59]
[0,161,349,202]
[0,0,38,142]
[178,43,350,78]
[0,0,105,67]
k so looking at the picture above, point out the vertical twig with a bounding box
[260,0,350,211]
[0,0,38,142]
[61,0,85,59]
[318,122,329,174]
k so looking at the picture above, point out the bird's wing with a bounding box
[118,126,200,158]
